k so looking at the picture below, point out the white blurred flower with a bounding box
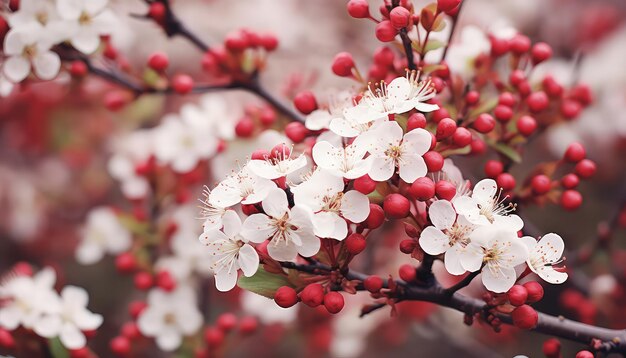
[108,130,153,200]
[452,179,523,230]
[366,121,431,183]
[35,286,103,350]
[305,91,354,131]
[521,233,568,284]
[445,26,490,78]
[292,169,369,240]
[312,135,372,180]
[137,286,203,352]
[329,109,384,138]
[76,207,132,265]
[180,94,240,140]
[248,150,308,180]
[200,211,259,291]
[241,188,319,261]
[3,22,61,82]
[56,0,117,54]
[209,164,277,208]
[240,291,296,325]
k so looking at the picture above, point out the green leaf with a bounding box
[468,97,498,119]
[422,63,446,75]
[49,338,70,358]
[423,39,445,53]
[490,142,522,163]
[238,267,292,298]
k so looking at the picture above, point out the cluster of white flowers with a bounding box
[419,178,568,293]
[75,206,132,265]
[1,0,117,84]
[0,267,102,350]
[200,74,441,291]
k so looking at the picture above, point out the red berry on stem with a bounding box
[399,264,416,282]
[364,275,383,293]
[498,92,516,107]
[409,177,436,201]
[239,316,258,334]
[104,91,128,112]
[383,194,410,219]
[437,0,461,13]
[300,283,325,307]
[496,173,515,191]
[390,7,411,29]
[523,281,544,303]
[345,233,366,255]
[274,286,298,308]
[561,173,579,189]
[424,151,444,172]
[575,159,596,179]
[285,122,308,143]
[511,304,538,329]
[507,285,528,306]
[531,42,552,64]
[494,105,513,122]
[399,239,416,254]
[564,142,586,162]
[373,47,395,66]
[490,36,509,57]
[128,301,147,319]
[156,270,176,292]
[484,160,504,178]
[407,113,427,131]
[510,34,531,55]
[148,52,169,71]
[347,0,370,18]
[324,292,345,314]
[70,60,88,77]
[332,52,355,77]
[294,91,317,114]
[134,272,154,291]
[216,312,238,332]
[576,351,594,358]
[235,117,255,138]
[560,99,582,119]
[115,252,136,273]
[516,115,537,136]
[435,180,456,201]
[354,174,377,194]
[531,175,551,195]
[452,127,472,147]
[172,74,194,94]
[509,70,525,87]
[0,328,15,349]
[473,113,495,133]
[375,20,398,42]
[527,91,549,112]
[542,338,561,358]
[204,327,225,347]
[365,204,385,229]
[110,336,131,356]
[148,2,166,23]
[465,90,480,105]
[260,33,279,51]
[561,190,583,211]
[436,118,456,140]
[121,322,140,340]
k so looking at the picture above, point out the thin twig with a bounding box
[391,0,416,71]
[440,0,466,63]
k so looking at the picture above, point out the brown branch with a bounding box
[440,0,465,63]
[391,0,416,71]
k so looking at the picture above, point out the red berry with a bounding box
[516,115,537,136]
[435,180,456,201]
[452,127,472,147]
[148,2,166,23]
[509,70,525,87]
[575,159,596,179]
[235,117,255,138]
[121,322,141,340]
[570,84,593,106]
[409,177,436,201]
[383,194,410,219]
[496,173,515,191]
[561,190,582,211]
[70,60,88,77]
[373,47,395,66]
[399,239,416,253]
[347,0,370,18]
[424,151,444,172]
[484,160,503,178]
[172,74,194,94]
[216,313,238,332]
[0,328,15,349]
[354,174,377,194]
[364,275,383,293]
[510,34,531,55]
[148,52,169,71]
[436,118,456,139]
[523,281,544,303]
[560,99,582,120]
[432,108,450,123]
[332,52,355,77]
[531,175,551,195]
[498,92,516,107]
[204,327,225,347]
[543,76,563,98]
[507,285,528,306]
[259,108,276,126]
[134,272,154,291]
[365,204,385,229]
[511,304,538,329]
[576,351,594,358]
[104,91,128,112]
[407,113,427,131]
[542,338,561,358]
[494,105,513,122]
[300,283,325,307]
[294,91,317,114]
[274,286,298,308]
[324,292,345,314]
[128,301,147,319]
[12,262,33,276]
[156,270,176,292]
[225,32,248,52]
[561,174,579,189]
[490,36,510,57]
[399,264,416,282]
[260,33,279,51]
[115,252,136,273]
[527,91,549,112]
[437,0,461,13]
[110,336,130,356]
[531,42,552,64]
[390,6,411,29]
[239,316,258,334]
[345,233,366,255]
[473,113,495,133]
[285,122,308,143]
[70,347,90,358]
[465,90,480,105]
[564,142,586,162]
[375,20,398,42]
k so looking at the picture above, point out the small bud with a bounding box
[516,115,537,137]
[531,175,551,195]
[172,74,194,95]
[452,127,472,147]
[294,91,317,114]
[526,91,549,112]
[436,118,456,140]
[473,113,495,133]
[364,275,383,293]
[390,7,411,29]
[561,174,579,189]
[347,0,370,18]
[354,174,377,194]
[523,281,544,303]
[407,113,427,131]
[365,204,385,229]
[110,336,131,356]
[424,151,444,172]
[542,338,561,358]
[484,160,504,178]
[435,180,456,201]
[216,313,238,332]
[531,42,552,64]
[496,173,515,191]
[332,52,355,77]
[285,122,308,143]
[274,286,298,308]
[345,233,366,255]
[148,52,169,71]
[375,20,398,42]
[399,264,416,282]
[564,142,586,163]
[561,190,583,211]
[409,177,436,201]
[510,34,531,55]
[204,327,225,347]
[235,117,255,138]
[324,292,345,314]
[507,285,528,306]
[239,316,258,335]
[383,194,410,219]
[300,283,325,307]
[575,159,596,179]
[511,304,538,329]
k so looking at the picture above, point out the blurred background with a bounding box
[1,0,626,356]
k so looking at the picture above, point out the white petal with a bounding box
[368,156,395,182]
[241,214,275,243]
[329,116,361,138]
[520,236,538,252]
[75,240,104,265]
[428,200,456,230]
[267,239,299,261]
[85,0,109,14]
[221,210,242,238]
[3,56,31,83]
[312,211,344,239]
[535,267,568,284]
[493,214,524,231]
[73,311,103,331]
[369,121,403,153]
[33,52,60,80]
[175,307,202,335]
[210,178,243,207]
[385,77,410,106]
[60,322,86,349]
[262,188,289,218]
[70,31,101,54]
[458,242,484,272]
[199,229,227,246]
[419,227,449,255]
[238,244,260,277]
[535,233,565,262]
[155,327,182,351]
[482,266,517,293]
[414,102,440,113]
[0,306,23,330]
[472,179,498,202]
[340,190,370,223]
[312,141,342,172]
[137,309,164,336]
[293,231,320,257]
[61,286,89,309]
[402,128,432,156]
[306,109,332,130]
[452,196,480,223]
[56,0,82,20]
[247,160,281,180]
[214,268,238,292]
[444,248,466,275]
[398,154,427,183]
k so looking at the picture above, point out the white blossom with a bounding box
[199,210,259,291]
[366,121,431,183]
[209,164,277,208]
[292,169,369,240]
[247,149,308,180]
[329,108,384,138]
[56,0,117,54]
[3,22,61,82]
[305,91,354,131]
[521,233,568,284]
[241,188,319,261]
[107,130,153,200]
[137,286,203,352]
[76,207,132,265]
[312,135,372,180]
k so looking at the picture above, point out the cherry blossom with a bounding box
[34,286,103,350]
[366,121,431,183]
[452,179,523,230]
[137,285,203,352]
[241,188,319,261]
[312,135,372,180]
[179,94,240,141]
[107,130,153,200]
[209,164,277,208]
[56,0,117,54]
[8,0,63,34]
[305,91,354,131]
[3,22,61,82]
[247,150,308,180]
[75,207,132,265]
[419,200,481,275]
[199,210,260,291]
[329,107,384,138]
[521,233,568,284]
[292,169,370,240]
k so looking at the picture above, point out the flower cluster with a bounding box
[2,0,117,84]
[0,267,102,350]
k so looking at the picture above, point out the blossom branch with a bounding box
[440,0,465,63]
[391,0,416,71]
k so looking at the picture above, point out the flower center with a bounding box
[385,145,403,160]
[445,223,472,248]
[79,12,92,25]
[322,192,344,212]
[22,45,37,59]
[36,12,48,25]
[164,312,176,325]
